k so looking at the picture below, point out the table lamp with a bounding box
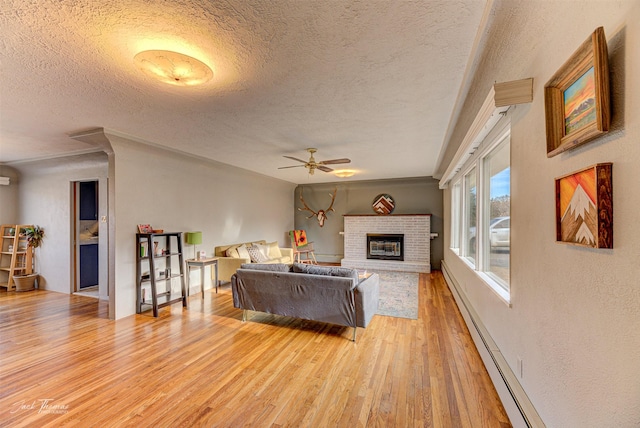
[186,231,202,260]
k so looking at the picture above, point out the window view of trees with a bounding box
[490,195,510,218]
[450,130,511,299]
[486,143,510,289]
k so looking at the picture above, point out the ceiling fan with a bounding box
[278,148,351,175]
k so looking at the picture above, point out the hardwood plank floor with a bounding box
[0,271,511,427]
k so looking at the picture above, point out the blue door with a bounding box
[78,181,99,289]
[80,244,98,288]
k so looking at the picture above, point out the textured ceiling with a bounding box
[0,0,487,184]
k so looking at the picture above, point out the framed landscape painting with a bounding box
[555,163,612,248]
[564,67,596,135]
[545,27,610,157]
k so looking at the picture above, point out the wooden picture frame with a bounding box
[555,163,612,248]
[137,224,153,233]
[545,27,610,157]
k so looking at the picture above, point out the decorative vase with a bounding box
[14,273,38,292]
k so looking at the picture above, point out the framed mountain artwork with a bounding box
[545,27,610,157]
[555,163,612,248]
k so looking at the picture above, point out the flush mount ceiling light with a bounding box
[333,169,357,178]
[134,50,213,86]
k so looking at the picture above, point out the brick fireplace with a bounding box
[341,214,431,273]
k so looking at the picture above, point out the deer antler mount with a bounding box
[299,187,337,227]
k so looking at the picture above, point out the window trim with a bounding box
[481,135,510,292]
[450,180,461,253]
[462,167,477,267]
[449,112,511,304]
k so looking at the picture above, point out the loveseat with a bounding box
[231,263,379,341]
[213,240,293,285]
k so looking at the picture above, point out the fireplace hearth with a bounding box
[367,234,404,261]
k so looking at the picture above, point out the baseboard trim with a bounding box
[441,260,545,428]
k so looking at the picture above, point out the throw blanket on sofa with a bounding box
[290,230,308,247]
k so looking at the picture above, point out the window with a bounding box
[483,139,510,289]
[449,121,511,301]
[450,180,461,251]
[463,167,477,266]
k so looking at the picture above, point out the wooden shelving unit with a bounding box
[136,232,187,317]
[0,224,33,291]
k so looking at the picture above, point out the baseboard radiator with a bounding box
[441,260,545,428]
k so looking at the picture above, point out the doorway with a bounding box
[73,180,99,296]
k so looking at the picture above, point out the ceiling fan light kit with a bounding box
[279,148,351,175]
[333,169,356,178]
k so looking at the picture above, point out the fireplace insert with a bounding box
[366,234,404,261]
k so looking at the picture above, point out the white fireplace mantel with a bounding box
[341,214,431,273]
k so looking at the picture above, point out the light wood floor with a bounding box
[0,271,511,427]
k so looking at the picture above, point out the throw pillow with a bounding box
[256,243,272,260]
[266,242,282,259]
[247,244,269,263]
[236,244,251,260]
[225,245,240,258]
[240,263,291,272]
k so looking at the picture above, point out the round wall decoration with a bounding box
[372,194,395,215]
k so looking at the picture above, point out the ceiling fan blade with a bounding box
[278,165,306,169]
[319,158,351,165]
[283,156,308,163]
[317,165,334,173]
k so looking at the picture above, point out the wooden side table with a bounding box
[185,257,219,298]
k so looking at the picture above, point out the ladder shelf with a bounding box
[0,225,34,291]
[136,232,187,317]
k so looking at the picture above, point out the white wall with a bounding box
[0,165,20,223]
[12,134,295,320]
[440,1,640,427]
[14,152,109,295]
[107,134,296,319]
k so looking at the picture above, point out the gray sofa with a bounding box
[231,263,379,341]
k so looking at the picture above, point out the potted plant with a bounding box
[14,225,44,292]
